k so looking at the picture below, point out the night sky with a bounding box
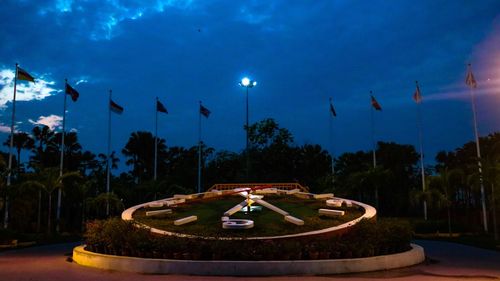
[0,1,499,171]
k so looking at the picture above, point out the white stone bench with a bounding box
[146,209,172,216]
[147,202,164,208]
[165,198,185,206]
[318,209,345,217]
[344,200,353,207]
[173,194,197,200]
[326,199,343,207]
[314,193,334,199]
[284,215,304,226]
[174,216,197,226]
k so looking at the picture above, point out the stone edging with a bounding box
[73,243,425,276]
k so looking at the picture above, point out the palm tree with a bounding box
[52,131,83,170]
[98,151,119,171]
[30,126,55,168]
[482,161,500,240]
[85,192,124,219]
[431,167,464,236]
[471,142,500,240]
[22,168,80,233]
[137,179,168,201]
[0,154,8,229]
[346,166,392,210]
[3,132,35,172]
[122,131,167,182]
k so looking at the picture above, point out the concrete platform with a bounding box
[73,244,425,276]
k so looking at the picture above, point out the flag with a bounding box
[329,98,337,117]
[157,100,168,114]
[371,95,382,111]
[413,83,422,103]
[465,65,477,88]
[110,100,124,114]
[65,83,79,102]
[200,104,211,118]
[17,67,35,82]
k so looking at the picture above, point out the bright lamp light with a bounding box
[241,77,250,87]
[239,77,256,88]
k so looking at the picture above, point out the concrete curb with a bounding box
[73,243,425,276]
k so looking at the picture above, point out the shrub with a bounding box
[83,218,412,260]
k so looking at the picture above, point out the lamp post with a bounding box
[239,77,257,180]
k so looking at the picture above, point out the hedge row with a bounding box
[84,218,412,260]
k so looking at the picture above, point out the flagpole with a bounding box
[370,91,377,168]
[468,64,488,232]
[197,101,202,193]
[106,90,112,216]
[4,63,18,228]
[415,81,427,221]
[154,97,158,181]
[56,79,68,232]
[329,98,335,186]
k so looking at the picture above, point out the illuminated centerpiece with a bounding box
[73,183,425,276]
[120,182,377,239]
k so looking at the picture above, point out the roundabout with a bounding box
[73,183,425,275]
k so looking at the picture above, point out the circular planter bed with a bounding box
[73,243,425,276]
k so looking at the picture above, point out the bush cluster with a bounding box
[84,218,412,260]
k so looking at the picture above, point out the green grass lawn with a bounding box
[133,195,363,237]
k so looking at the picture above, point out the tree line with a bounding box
[0,118,498,237]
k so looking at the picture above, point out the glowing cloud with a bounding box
[0,123,12,134]
[0,68,58,109]
[40,0,195,40]
[28,114,63,131]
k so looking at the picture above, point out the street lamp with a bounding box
[239,77,257,180]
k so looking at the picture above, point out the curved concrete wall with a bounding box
[73,244,424,276]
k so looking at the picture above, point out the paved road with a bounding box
[0,240,498,281]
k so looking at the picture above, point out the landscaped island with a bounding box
[82,184,413,261]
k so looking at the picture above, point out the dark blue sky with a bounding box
[1,0,499,170]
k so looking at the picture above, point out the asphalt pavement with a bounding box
[0,240,498,281]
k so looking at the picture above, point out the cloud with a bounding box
[56,0,72,12]
[0,68,58,109]
[75,78,88,85]
[38,0,196,40]
[28,114,63,130]
[0,123,12,134]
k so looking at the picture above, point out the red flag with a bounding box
[65,82,79,102]
[413,83,422,103]
[17,66,35,82]
[110,100,124,114]
[371,95,382,111]
[200,104,211,118]
[157,100,168,114]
